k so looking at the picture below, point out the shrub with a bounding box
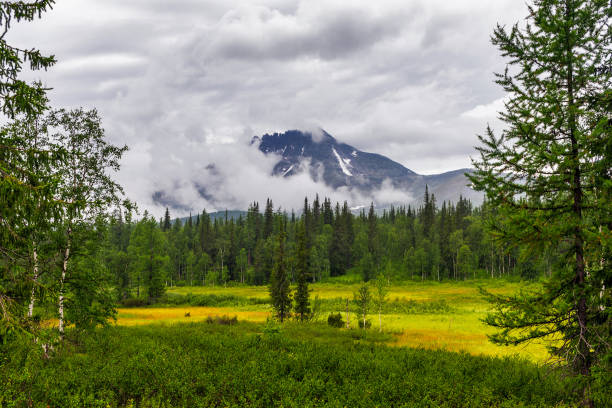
[0,323,582,407]
[327,313,344,328]
[358,319,372,329]
[205,315,238,325]
[119,298,147,307]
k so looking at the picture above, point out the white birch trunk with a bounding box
[58,230,71,338]
[28,244,39,318]
[345,299,350,329]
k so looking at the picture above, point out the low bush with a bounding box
[358,319,372,329]
[162,293,268,307]
[205,315,238,325]
[327,313,344,328]
[118,297,148,307]
[0,322,586,407]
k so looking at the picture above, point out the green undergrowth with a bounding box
[133,292,454,315]
[0,321,584,407]
[321,297,454,314]
[120,293,270,308]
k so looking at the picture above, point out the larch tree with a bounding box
[469,0,611,403]
[0,0,58,341]
[0,0,55,118]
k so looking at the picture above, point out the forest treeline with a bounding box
[104,188,553,303]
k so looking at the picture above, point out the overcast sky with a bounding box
[9,0,527,216]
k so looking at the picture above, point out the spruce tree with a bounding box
[469,0,611,398]
[263,198,274,239]
[366,202,379,279]
[294,222,310,321]
[269,221,291,322]
[128,214,168,303]
[162,207,171,231]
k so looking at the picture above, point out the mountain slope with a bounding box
[253,129,482,205]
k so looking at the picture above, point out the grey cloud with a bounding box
[201,5,413,61]
[7,0,527,216]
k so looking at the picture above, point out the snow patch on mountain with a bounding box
[332,147,353,176]
[282,165,294,177]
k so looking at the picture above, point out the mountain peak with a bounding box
[252,128,482,205]
[253,129,336,151]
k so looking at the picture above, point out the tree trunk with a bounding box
[28,244,39,318]
[58,229,71,339]
[564,1,589,385]
[345,299,350,329]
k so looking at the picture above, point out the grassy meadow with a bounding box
[116,279,550,362]
[4,278,598,407]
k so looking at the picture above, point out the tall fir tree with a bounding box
[469,0,611,400]
[128,214,168,303]
[263,198,274,239]
[162,207,171,231]
[269,221,291,322]
[294,222,311,321]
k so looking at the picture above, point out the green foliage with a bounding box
[373,273,389,331]
[469,0,611,388]
[294,222,311,321]
[64,221,117,333]
[353,283,371,330]
[327,312,344,328]
[269,223,291,322]
[0,1,56,118]
[358,319,372,329]
[0,322,587,407]
[0,0,62,338]
[128,214,169,303]
[205,315,237,325]
[160,293,268,307]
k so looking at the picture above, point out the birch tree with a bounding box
[48,108,127,338]
[374,273,389,332]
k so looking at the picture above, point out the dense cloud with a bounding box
[8,0,525,216]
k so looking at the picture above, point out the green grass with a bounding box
[1,321,583,407]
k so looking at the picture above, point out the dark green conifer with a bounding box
[294,222,311,321]
[269,221,291,322]
[469,0,611,398]
[162,207,171,231]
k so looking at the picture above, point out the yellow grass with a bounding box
[116,306,270,326]
[117,280,550,362]
[384,313,550,361]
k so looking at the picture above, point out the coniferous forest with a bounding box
[106,192,548,303]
